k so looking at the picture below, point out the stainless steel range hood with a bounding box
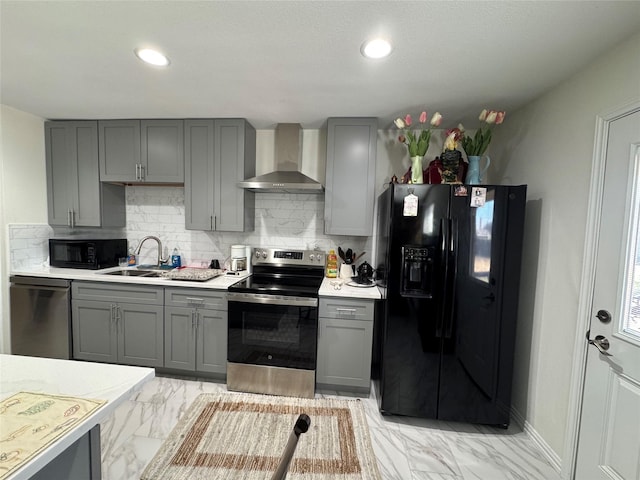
[238,123,324,193]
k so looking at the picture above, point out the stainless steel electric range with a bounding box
[226,247,326,398]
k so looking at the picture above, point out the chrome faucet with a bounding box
[134,236,168,266]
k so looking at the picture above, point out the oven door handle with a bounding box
[227,292,318,307]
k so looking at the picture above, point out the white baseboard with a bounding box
[511,407,563,474]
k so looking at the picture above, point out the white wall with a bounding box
[489,31,640,471]
[0,105,47,352]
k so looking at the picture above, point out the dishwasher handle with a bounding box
[10,276,71,289]
[10,284,70,294]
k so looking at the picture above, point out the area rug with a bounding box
[0,391,106,480]
[141,392,382,480]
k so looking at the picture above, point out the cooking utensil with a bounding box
[354,251,366,262]
[345,248,353,264]
[338,247,346,262]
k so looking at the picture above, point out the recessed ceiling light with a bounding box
[134,48,170,67]
[361,38,392,59]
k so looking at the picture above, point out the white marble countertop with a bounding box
[9,266,249,289]
[10,267,380,299]
[318,276,381,300]
[0,354,154,480]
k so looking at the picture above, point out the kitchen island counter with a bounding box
[0,354,154,480]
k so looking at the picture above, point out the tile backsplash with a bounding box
[125,186,368,267]
[10,185,370,270]
[8,224,53,271]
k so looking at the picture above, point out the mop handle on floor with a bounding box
[270,414,311,480]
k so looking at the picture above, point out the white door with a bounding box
[575,108,640,478]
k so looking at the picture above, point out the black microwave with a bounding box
[49,238,127,270]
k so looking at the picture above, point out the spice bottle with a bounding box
[326,249,338,278]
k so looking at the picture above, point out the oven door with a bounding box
[227,293,317,370]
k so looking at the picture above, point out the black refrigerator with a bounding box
[374,183,526,426]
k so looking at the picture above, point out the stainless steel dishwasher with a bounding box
[10,276,72,359]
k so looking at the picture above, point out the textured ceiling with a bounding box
[1,1,639,129]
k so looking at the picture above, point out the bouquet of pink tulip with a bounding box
[394,111,443,157]
[460,109,506,156]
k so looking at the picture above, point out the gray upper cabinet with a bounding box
[98,120,140,182]
[184,119,255,232]
[141,120,184,182]
[45,121,125,228]
[99,119,184,183]
[324,117,378,236]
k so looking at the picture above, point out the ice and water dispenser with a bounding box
[400,246,434,297]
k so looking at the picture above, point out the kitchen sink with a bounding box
[102,269,163,277]
[135,264,175,271]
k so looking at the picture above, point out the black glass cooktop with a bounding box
[229,266,324,298]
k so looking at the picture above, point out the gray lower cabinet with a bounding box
[324,117,377,236]
[99,119,184,183]
[31,425,101,480]
[45,121,125,227]
[71,282,164,367]
[316,297,375,391]
[184,119,255,231]
[164,288,227,375]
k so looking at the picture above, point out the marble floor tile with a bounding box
[100,375,561,480]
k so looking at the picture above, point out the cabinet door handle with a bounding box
[213,215,217,230]
[336,308,356,315]
[187,297,205,305]
[135,163,139,181]
[67,209,72,227]
[139,165,145,181]
[70,209,75,228]
[110,304,117,326]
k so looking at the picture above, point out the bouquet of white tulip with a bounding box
[460,109,506,156]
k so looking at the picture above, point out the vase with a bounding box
[410,155,424,184]
[466,155,491,185]
[440,149,462,184]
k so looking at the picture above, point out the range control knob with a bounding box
[261,251,267,259]
[255,251,261,259]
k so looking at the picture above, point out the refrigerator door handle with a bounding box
[436,218,449,338]
[444,218,458,339]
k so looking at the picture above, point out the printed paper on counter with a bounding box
[403,193,418,216]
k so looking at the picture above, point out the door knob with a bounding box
[595,310,611,323]
[586,331,613,357]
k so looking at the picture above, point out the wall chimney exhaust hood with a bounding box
[238,123,324,193]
